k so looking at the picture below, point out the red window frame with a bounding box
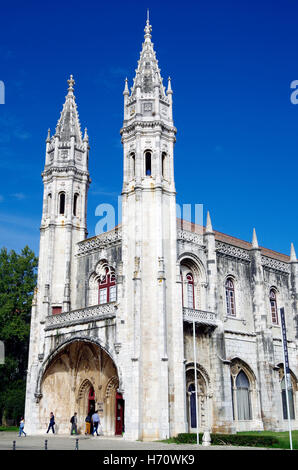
[98,268,116,304]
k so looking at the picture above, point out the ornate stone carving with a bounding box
[261,256,290,274]
[177,229,204,246]
[216,242,250,261]
[45,303,116,330]
[77,230,122,256]
[183,307,217,327]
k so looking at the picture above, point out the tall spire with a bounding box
[55,75,82,143]
[206,211,213,233]
[290,242,297,262]
[251,228,259,249]
[130,15,166,99]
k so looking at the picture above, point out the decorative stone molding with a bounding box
[216,242,250,261]
[45,303,116,330]
[177,229,204,246]
[77,230,122,256]
[224,329,256,338]
[183,307,217,327]
[34,393,43,403]
[261,256,290,274]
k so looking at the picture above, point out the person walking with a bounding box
[18,417,26,437]
[92,410,100,436]
[46,412,55,434]
[70,412,78,435]
[85,412,92,435]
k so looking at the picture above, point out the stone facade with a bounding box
[25,18,298,439]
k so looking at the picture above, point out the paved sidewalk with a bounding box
[0,432,271,451]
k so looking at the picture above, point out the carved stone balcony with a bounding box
[45,303,117,330]
[183,307,217,328]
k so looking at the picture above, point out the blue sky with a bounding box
[0,0,297,256]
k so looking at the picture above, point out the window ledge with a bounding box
[224,316,247,325]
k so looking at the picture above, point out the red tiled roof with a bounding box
[81,220,290,263]
[177,218,290,262]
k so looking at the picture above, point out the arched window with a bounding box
[59,192,65,215]
[162,152,166,178]
[145,151,151,176]
[225,277,236,316]
[131,153,135,178]
[188,383,197,428]
[270,289,278,324]
[186,273,194,309]
[281,376,295,420]
[234,371,252,420]
[73,193,79,216]
[180,271,184,306]
[98,267,117,304]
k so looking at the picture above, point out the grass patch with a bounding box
[237,430,298,450]
[0,426,19,432]
[161,430,298,449]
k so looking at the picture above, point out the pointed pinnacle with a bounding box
[167,77,173,95]
[83,127,89,142]
[290,242,297,262]
[206,211,213,233]
[144,10,152,40]
[46,128,51,142]
[67,74,75,94]
[252,228,259,249]
[123,77,129,95]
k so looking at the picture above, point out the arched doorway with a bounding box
[185,365,209,432]
[115,392,125,435]
[88,386,95,414]
[40,340,122,435]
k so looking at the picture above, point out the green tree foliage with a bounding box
[0,246,38,424]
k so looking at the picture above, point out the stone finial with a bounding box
[252,228,259,249]
[206,211,213,233]
[167,77,173,95]
[67,74,75,94]
[144,10,152,40]
[290,242,297,262]
[83,127,89,142]
[46,128,51,143]
[123,77,129,96]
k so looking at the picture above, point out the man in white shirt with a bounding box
[92,410,100,436]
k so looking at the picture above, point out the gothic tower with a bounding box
[120,17,187,440]
[25,76,90,431]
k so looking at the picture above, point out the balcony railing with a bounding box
[45,303,117,330]
[183,307,217,327]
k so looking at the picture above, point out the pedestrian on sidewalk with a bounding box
[92,410,100,436]
[85,412,92,435]
[18,417,26,437]
[46,412,55,434]
[70,412,78,435]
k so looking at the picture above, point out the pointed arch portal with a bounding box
[39,340,122,435]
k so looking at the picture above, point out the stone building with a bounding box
[25,17,298,439]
